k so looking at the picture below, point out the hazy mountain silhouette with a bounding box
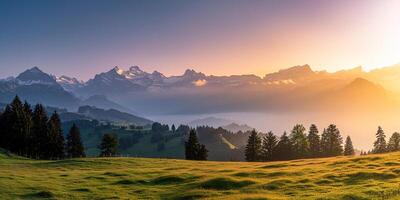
[222,123,253,133]
[2,64,400,114]
[77,106,152,125]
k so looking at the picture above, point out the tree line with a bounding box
[0,96,85,159]
[367,126,400,154]
[245,124,355,162]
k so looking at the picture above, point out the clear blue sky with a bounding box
[1,0,399,80]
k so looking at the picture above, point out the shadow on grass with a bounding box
[344,172,396,184]
[261,163,289,169]
[22,190,54,199]
[151,175,187,185]
[114,179,136,185]
[103,172,127,177]
[263,179,292,190]
[71,188,91,192]
[200,177,255,190]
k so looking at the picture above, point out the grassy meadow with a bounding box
[1,150,400,200]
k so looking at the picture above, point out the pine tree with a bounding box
[185,129,199,160]
[261,131,277,161]
[388,132,400,152]
[245,130,262,162]
[32,104,49,159]
[198,144,208,160]
[47,112,65,159]
[307,124,320,158]
[2,96,32,156]
[289,124,308,159]
[0,110,5,149]
[66,123,85,158]
[22,101,33,157]
[320,125,343,157]
[373,126,387,153]
[274,132,293,161]
[99,133,118,157]
[0,105,13,150]
[344,136,355,156]
[184,129,208,160]
[171,124,176,133]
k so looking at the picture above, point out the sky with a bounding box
[1,0,400,80]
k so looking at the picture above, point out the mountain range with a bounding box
[1,64,399,115]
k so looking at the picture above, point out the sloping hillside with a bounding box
[1,150,400,199]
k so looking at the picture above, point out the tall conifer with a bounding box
[320,124,343,157]
[66,123,85,158]
[373,126,387,153]
[274,132,293,161]
[48,112,65,159]
[344,136,355,156]
[261,131,277,161]
[307,124,320,158]
[245,130,262,162]
[388,132,400,152]
[32,104,49,159]
[290,124,308,159]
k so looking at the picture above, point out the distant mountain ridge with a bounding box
[0,67,80,109]
[1,64,399,114]
[77,105,152,125]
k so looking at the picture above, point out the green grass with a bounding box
[2,151,400,199]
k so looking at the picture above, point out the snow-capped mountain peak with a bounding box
[56,75,82,84]
[124,66,147,79]
[16,66,57,85]
[27,66,42,73]
[55,75,84,92]
[111,66,124,75]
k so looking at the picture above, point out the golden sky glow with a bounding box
[1,0,400,79]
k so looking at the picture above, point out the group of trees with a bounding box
[245,124,354,162]
[371,126,400,154]
[0,96,85,159]
[185,129,208,160]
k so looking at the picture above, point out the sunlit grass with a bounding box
[1,151,400,199]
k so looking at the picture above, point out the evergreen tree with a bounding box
[388,132,400,152]
[171,124,176,133]
[185,129,199,160]
[289,124,308,159]
[184,129,207,160]
[373,126,387,153]
[47,112,65,159]
[99,133,118,157]
[32,104,49,159]
[1,96,32,156]
[22,101,33,157]
[245,130,262,162]
[0,109,5,149]
[198,144,208,160]
[307,124,320,158]
[0,105,13,151]
[261,131,277,161]
[320,124,343,157]
[274,132,293,161]
[66,123,85,158]
[344,136,355,156]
